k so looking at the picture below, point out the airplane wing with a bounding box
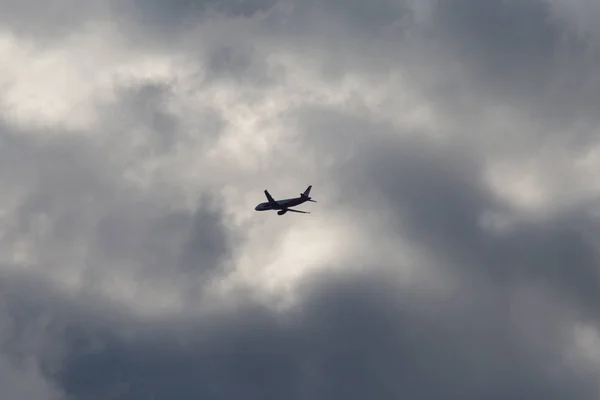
[264,190,276,204]
[286,208,310,214]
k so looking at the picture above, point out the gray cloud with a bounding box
[429,0,600,126]
[2,0,600,399]
[266,0,600,148]
[350,133,600,318]
[126,0,280,22]
[15,267,591,400]
[107,82,183,152]
[0,114,237,299]
[0,121,238,398]
[291,101,600,323]
[0,0,106,41]
[99,79,226,158]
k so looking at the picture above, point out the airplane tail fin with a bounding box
[301,185,312,197]
[300,185,316,202]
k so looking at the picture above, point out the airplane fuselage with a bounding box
[255,197,306,211]
[255,185,315,215]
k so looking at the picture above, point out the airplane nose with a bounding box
[254,204,260,211]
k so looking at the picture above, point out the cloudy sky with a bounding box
[3,0,600,398]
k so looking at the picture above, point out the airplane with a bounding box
[254,185,316,215]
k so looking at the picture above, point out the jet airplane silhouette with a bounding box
[255,185,316,215]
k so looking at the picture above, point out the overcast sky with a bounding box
[2,0,600,399]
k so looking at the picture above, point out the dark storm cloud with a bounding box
[0,268,111,400]
[45,267,596,400]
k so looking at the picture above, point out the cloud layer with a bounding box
[2,0,600,398]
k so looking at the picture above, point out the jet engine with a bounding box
[277,209,287,215]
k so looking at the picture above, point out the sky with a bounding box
[2,0,600,398]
